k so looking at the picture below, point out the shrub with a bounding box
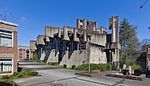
[75,64,110,71]
[63,64,67,68]
[71,65,76,69]
[75,64,89,70]
[119,56,127,65]
[11,72,19,79]
[97,64,110,71]
[0,81,18,86]
[42,60,47,63]
[0,69,38,80]
[19,69,38,77]
[28,71,38,76]
[32,52,39,61]
[48,62,59,66]
[132,64,141,70]
[17,73,24,78]
[2,75,10,79]
[127,60,135,66]
[13,72,19,76]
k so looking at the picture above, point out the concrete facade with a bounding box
[0,20,18,74]
[30,17,120,67]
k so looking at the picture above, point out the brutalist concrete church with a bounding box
[30,16,120,67]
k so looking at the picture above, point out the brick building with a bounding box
[18,46,30,61]
[30,16,120,67]
[137,44,150,71]
[0,20,18,74]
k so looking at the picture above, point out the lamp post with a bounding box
[87,34,91,73]
[87,39,90,73]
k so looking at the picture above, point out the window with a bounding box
[26,50,29,53]
[0,58,12,72]
[79,43,86,50]
[0,29,13,47]
[19,49,22,51]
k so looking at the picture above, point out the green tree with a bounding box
[32,51,38,61]
[119,18,139,62]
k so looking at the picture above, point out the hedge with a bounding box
[75,64,110,71]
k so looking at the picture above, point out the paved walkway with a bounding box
[15,61,150,86]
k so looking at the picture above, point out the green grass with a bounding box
[1,69,39,80]
[0,80,18,86]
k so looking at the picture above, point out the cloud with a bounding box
[20,16,26,22]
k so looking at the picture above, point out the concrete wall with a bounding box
[45,26,60,38]
[89,46,107,64]
[46,49,59,63]
[90,33,106,46]
[60,50,87,67]
[31,18,121,68]
[39,48,46,61]
[37,35,45,45]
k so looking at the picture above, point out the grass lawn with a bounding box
[0,80,18,86]
[0,69,39,86]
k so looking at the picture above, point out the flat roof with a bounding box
[18,46,30,49]
[0,20,18,27]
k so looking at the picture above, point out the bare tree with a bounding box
[120,18,139,62]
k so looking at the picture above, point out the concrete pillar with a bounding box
[112,17,116,42]
[73,29,79,42]
[63,27,69,40]
[77,19,81,28]
[83,32,87,42]
[83,19,87,29]
[58,28,62,38]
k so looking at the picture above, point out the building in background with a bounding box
[30,16,120,67]
[18,46,30,61]
[0,20,18,74]
[137,44,150,71]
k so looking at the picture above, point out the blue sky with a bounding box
[0,0,150,46]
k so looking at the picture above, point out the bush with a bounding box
[42,60,47,63]
[19,69,38,77]
[63,64,67,68]
[17,73,24,78]
[75,64,110,71]
[97,64,110,71]
[71,65,76,69]
[75,64,89,70]
[2,75,10,79]
[119,56,127,65]
[28,71,38,76]
[13,72,19,76]
[48,62,59,66]
[0,69,39,80]
[132,64,141,70]
[0,81,18,86]
[32,52,39,61]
